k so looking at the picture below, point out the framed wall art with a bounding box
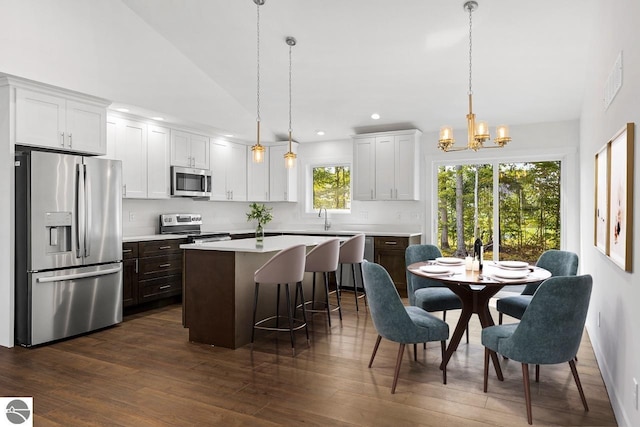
[608,123,634,271]
[594,143,609,254]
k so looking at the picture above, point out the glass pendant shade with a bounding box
[284,151,296,169]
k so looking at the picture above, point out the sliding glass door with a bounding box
[436,161,561,264]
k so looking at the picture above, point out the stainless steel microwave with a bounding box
[171,166,212,198]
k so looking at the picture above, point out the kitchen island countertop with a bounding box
[180,235,343,253]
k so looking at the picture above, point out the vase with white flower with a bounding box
[246,202,273,247]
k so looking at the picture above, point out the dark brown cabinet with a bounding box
[374,235,420,298]
[122,238,186,311]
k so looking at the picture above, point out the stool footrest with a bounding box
[254,315,307,332]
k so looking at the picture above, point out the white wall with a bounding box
[579,0,640,425]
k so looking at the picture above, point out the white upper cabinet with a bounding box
[170,129,210,169]
[269,143,298,202]
[108,117,148,199]
[15,87,107,155]
[210,139,247,201]
[247,147,270,202]
[146,125,171,199]
[353,137,376,200]
[353,130,421,201]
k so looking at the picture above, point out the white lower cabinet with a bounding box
[210,139,247,201]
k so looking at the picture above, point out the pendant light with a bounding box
[251,0,265,163]
[284,36,297,169]
[438,1,511,152]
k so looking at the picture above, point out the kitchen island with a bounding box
[181,235,344,349]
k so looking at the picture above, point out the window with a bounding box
[436,161,561,264]
[312,165,351,210]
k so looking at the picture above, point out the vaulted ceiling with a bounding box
[121,0,597,143]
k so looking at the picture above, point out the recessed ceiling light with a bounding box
[316,130,325,136]
[224,134,234,138]
[152,116,164,121]
[115,108,129,113]
[371,113,380,120]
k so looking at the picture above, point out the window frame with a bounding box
[430,150,571,262]
[305,161,352,215]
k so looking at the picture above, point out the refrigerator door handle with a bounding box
[76,163,86,259]
[84,163,92,258]
[36,265,122,283]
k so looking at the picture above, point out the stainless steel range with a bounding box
[159,214,231,243]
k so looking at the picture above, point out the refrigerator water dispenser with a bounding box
[45,212,72,254]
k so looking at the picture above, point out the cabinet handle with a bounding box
[384,241,398,245]
[395,188,398,199]
[123,184,127,197]
[135,259,139,273]
[390,189,393,198]
[68,133,73,148]
[159,284,171,290]
[122,249,132,253]
[371,189,373,200]
[159,263,171,268]
[159,245,172,250]
[231,190,233,200]
[60,132,65,147]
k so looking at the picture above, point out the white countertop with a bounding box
[124,229,420,243]
[180,235,344,253]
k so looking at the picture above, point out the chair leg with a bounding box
[413,343,417,361]
[442,310,447,322]
[285,283,296,356]
[351,263,359,311]
[323,272,332,327]
[358,262,367,308]
[333,270,343,321]
[297,281,310,343]
[535,364,540,382]
[276,283,281,329]
[368,335,382,368]
[441,340,447,384]
[311,272,317,312]
[251,282,260,345]
[465,324,469,344]
[521,363,533,425]
[499,312,503,325]
[569,360,589,412]
[391,343,406,394]
[483,347,490,392]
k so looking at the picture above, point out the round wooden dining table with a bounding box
[407,260,552,380]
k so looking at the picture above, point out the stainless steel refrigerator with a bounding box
[15,150,123,346]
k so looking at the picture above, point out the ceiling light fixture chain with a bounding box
[251,0,266,163]
[437,0,511,152]
[284,36,297,169]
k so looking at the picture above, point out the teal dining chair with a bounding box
[362,262,449,393]
[405,244,468,343]
[497,249,579,324]
[482,274,592,425]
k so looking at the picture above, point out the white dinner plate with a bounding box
[493,269,529,279]
[498,260,529,269]
[435,257,464,265]
[419,265,451,275]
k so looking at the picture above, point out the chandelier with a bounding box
[438,1,511,152]
[284,36,297,169]
[251,0,266,163]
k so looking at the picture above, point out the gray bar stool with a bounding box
[251,244,308,355]
[298,238,341,326]
[338,234,366,311]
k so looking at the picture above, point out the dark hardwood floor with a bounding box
[0,296,617,426]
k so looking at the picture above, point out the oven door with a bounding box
[171,166,212,197]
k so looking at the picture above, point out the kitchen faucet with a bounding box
[318,207,331,231]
